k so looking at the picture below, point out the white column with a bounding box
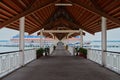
[40,30,43,47]
[80,29,83,48]
[40,28,44,47]
[19,17,25,66]
[55,36,58,46]
[101,17,107,66]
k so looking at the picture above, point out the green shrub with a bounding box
[66,45,68,50]
[36,48,44,58]
[53,45,56,50]
[74,47,79,56]
[79,48,87,55]
[44,47,50,56]
[78,48,87,58]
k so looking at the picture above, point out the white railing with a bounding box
[0,49,36,78]
[87,49,120,74]
[50,46,53,55]
[87,49,102,65]
[68,46,75,56]
[24,49,36,64]
[106,51,120,74]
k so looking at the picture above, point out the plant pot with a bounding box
[79,53,87,58]
[78,48,87,58]
[36,54,43,59]
[36,48,44,59]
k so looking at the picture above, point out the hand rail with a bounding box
[88,49,120,54]
[104,50,120,54]
[0,49,35,54]
[88,49,102,51]
[24,48,35,51]
[0,50,22,54]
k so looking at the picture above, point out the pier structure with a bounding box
[0,0,120,80]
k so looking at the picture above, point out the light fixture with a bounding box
[55,3,72,6]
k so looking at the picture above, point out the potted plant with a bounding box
[53,45,56,50]
[79,47,87,58]
[75,47,79,56]
[66,45,68,50]
[44,47,50,56]
[36,48,44,59]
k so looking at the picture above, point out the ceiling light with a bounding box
[55,3,72,6]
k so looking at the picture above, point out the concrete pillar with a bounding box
[101,17,107,66]
[19,17,25,66]
[40,29,44,48]
[80,29,83,48]
[55,36,59,46]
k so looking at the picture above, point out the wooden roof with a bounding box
[0,0,120,39]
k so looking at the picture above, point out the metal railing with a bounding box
[87,49,120,74]
[0,49,36,78]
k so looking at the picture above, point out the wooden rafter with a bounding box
[64,8,95,34]
[0,0,57,28]
[44,18,76,29]
[69,0,120,25]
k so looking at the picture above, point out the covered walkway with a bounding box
[2,45,120,80]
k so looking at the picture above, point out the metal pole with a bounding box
[19,17,25,66]
[101,17,107,66]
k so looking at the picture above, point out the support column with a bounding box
[80,29,83,48]
[19,17,25,66]
[40,28,44,48]
[101,17,107,66]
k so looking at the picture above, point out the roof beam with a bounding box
[69,0,120,25]
[43,18,94,34]
[44,18,78,29]
[64,7,95,34]
[0,0,56,28]
[90,0,102,10]
[43,30,80,33]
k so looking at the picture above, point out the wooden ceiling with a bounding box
[0,0,120,40]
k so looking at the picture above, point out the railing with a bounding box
[68,46,74,56]
[87,49,102,65]
[105,51,120,74]
[50,46,54,55]
[24,49,36,64]
[87,49,120,74]
[0,49,36,78]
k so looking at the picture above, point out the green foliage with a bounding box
[44,47,50,56]
[75,47,79,53]
[36,48,44,54]
[53,45,56,50]
[79,48,87,55]
[66,45,68,50]
[36,48,44,58]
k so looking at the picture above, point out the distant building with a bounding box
[10,35,54,46]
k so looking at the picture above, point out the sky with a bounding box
[83,27,120,41]
[0,27,120,41]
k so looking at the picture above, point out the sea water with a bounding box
[0,45,120,53]
[0,41,120,53]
